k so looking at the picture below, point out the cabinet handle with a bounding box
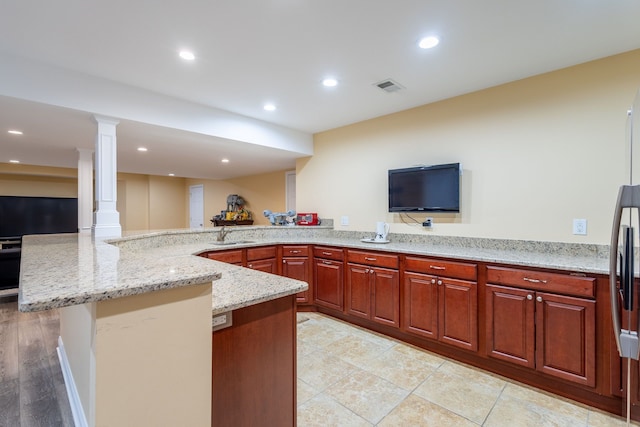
[524,277,547,284]
[290,250,301,254]
[364,268,370,273]
[536,296,543,302]
[527,294,533,300]
[365,257,377,261]
[437,280,442,285]
[430,265,446,270]
[431,279,436,284]
[322,260,332,265]
[322,252,332,256]
[282,260,286,264]
[248,264,253,268]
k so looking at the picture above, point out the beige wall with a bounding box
[0,164,77,197]
[187,169,289,227]
[297,49,640,244]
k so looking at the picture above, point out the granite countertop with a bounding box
[18,232,308,313]
[18,225,614,314]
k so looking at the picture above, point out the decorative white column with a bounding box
[92,115,122,239]
[77,148,94,234]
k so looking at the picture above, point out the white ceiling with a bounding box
[1,0,640,179]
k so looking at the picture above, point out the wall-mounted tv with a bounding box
[388,163,461,212]
[0,196,78,238]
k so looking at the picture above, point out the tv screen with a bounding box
[388,163,460,212]
[0,196,78,238]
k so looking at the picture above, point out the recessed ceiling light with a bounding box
[418,36,440,49]
[168,173,175,177]
[137,147,148,152]
[8,130,23,135]
[264,103,276,111]
[179,50,195,60]
[221,158,230,163]
[322,78,338,87]
[9,160,20,163]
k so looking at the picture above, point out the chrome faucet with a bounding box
[216,225,229,242]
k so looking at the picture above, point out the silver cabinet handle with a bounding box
[536,296,543,302]
[524,277,547,284]
[282,260,286,264]
[437,280,442,285]
[430,265,446,270]
[431,279,436,284]
[527,294,533,300]
[322,251,332,256]
[322,260,332,265]
[248,264,253,268]
[365,257,377,261]
[290,250,301,254]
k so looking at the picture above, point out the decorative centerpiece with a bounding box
[211,194,254,226]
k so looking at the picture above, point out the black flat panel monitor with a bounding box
[388,163,460,212]
[0,196,78,238]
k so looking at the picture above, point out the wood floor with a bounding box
[0,294,74,427]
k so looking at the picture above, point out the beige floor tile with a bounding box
[297,338,319,357]
[588,408,640,426]
[298,378,320,407]
[297,393,372,427]
[379,394,479,426]
[484,388,587,427]
[297,317,351,348]
[325,370,410,424]
[298,349,360,391]
[499,382,589,423]
[325,333,395,365]
[414,361,506,424]
[358,343,444,390]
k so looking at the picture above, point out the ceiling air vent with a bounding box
[374,78,404,93]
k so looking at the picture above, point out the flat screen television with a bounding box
[388,163,460,212]
[0,196,78,238]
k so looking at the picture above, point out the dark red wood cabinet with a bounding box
[313,246,345,311]
[281,245,312,304]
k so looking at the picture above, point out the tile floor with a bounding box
[296,312,636,427]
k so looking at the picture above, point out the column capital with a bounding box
[93,114,120,126]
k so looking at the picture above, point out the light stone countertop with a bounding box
[17,232,308,313]
[18,225,614,314]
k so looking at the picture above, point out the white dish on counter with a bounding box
[360,238,390,244]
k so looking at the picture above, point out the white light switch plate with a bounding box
[341,216,349,226]
[573,219,587,235]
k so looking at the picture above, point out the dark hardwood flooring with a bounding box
[0,294,74,427]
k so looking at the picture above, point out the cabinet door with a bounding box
[314,259,344,311]
[402,272,438,340]
[346,264,372,320]
[282,257,311,304]
[485,284,535,368]
[439,277,478,351]
[371,267,400,327]
[535,292,595,387]
[247,258,277,274]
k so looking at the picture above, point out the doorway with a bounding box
[189,184,204,229]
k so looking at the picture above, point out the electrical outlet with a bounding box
[573,219,587,235]
[341,216,349,226]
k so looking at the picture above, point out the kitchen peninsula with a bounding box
[18,231,308,427]
[19,224,623,425]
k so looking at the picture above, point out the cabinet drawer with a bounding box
[247,246,277,261]
[313,246,344,261]
[347,250,399,269]
[486,266,595,298]
[206,249,243,264]
[404,256,477,281]
[282,245,309,257]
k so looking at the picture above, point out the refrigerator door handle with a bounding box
[610,184,640,359]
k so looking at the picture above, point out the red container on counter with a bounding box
[296,213,319,225]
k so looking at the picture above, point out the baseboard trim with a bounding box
[57,336,88,427]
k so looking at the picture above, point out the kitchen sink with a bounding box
[209,240,255,246]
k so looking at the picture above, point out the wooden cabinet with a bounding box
[313,246,344,311]
[402,256,478,351]
[246,246,277,273]
[486,266,596,387]
[281,245,312,304]
[346,250,400,327]
[203,249,243,266]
